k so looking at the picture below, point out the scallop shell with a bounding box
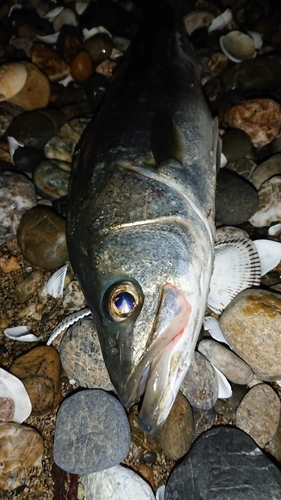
[220,30,256,63]
[0,63,27,101]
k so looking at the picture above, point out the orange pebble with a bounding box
[70,50,94,83]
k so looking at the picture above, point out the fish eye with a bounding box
[107,281,139,321]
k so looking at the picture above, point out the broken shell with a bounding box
[212,365,232,399]
[4,326,39,342]
[7,136,24,159]
[203,316,230,346]
[220,30,256,63]
[0,367,32,423]
[0,63,27,101]
[247,30,263,50]
[253,239,281,276]
[268,223,281,236]
[45,264,68,298]
[156,485,165,500]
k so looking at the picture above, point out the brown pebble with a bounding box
[31,43,70,82]
[9,61,50,111]
[129,463,156,491]
[0,253,21,273]
[0,397,15,421]
[96,59,117,77]
[70,50,94,83]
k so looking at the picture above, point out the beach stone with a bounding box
[156,392,194,460]
[33,159,71,200]
[250,176,281,227]
[215,169,259,225]
[9,62,50,111]
[0,253,21,273]
[193,407,216,440]
[251,154,281,189]
[31,42,70,82]
[224,98,281,147]
[180,351,218,410]
[81,465,155,500]
[84,34,113,65]
[0,101,23,136]
[0,171,37,245]
[13,146,45,173]
[17,206,68,269]
[6,110,55,149]
[44,117,90,162]
[56,25,83,64]
[219,288,281,381]
[53,8,78,32]
[236,383,280,447]
[60,319,114,390]
[10,346,62,415]
[96,59,117,77]
[226,158,257,181]
[70,50,94,83]
[267,408,281,463]
[165,427,281,500]
[14,270,44,303]
[0,422,43,491]
[53,389,130,474]
[198,339,254,385]
[222,128,253,163]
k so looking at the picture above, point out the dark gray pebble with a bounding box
[180,352,218,410]
[165,427,281,500]
[53,389,131,474]
[6,111,55,149]
[13,147,45,173]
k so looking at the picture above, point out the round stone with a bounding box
[6,110,55,149]
[70,50,94,83]
[33,159,71,200]
[44,117,90,163]
[84,34,113,65]
[222,128,253,163]
[53,390,131,474]
[17,206,68,270]
[181,352,218,410]
[13,146,45,173]
[9,62,50,111]
[15,270,44,303]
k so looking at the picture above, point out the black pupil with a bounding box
[114,291,136,314]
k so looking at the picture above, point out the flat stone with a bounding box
[53,389,130,474]
[180,351,218,410]
[251,154,281,189]
[219,288,281,381]
[250,176,281,227]
[0,422,43,491]
[17,206,68,270]
[60,319,114,390]
[31,42,70,82]
[236,383,280,447]
[44,117,90,163]
[15,270,44,303]
[10,346,62,414]
[165,427,281,499]
[81,465,155,500]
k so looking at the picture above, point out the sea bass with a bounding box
[67,1,234,433]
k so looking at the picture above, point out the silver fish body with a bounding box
[67,0,218,434]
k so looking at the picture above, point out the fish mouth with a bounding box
[119,282,192,434]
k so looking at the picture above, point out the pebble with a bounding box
[31,42,70,82]
[219,288,281,381]
[0,101,23,136]
[44,117,90,163]
[226,158,257,181]
[224,98,281,147]
[0,171,37,245]
[180,351,218,410]
[236,383,280,447]
[0,422,43,491]
[56,25,84,64]
[249,176,281,227]
[70,50,94,83]
[10,346,62,414]
[9,61,50,111]
[13,146,45,173]
[62,280,87,312]
[6,110,55,149]
[81,465,156,500]
[60,319,114,390]
[198,339,254,385]
[221,128,253,163]
[215,169,259,225]
[33,158,71,200]
[53,389,130,474]
[14,270,44,303]
[251,154,281,189]
[0,253,21,273]
[165,427,281,499]
[84,34,113,65]
[17,206,68,270]
[156,392,194,460]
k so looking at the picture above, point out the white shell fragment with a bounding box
[156,485,165,500]
[220,152,227,168]
[208,238,261,314]
[83,26,112,41]
[247,30,263,50]
[7,136,24,159]
[47,308,91,345]
[253,239,281,276]
[0,367,32,423]
[208,9,232,33]
[4,326,39,342]
[60,74,74,87]
[43,6,64,19]
[75,2,88,15]
[220,30,256,63]
[213,365,232,399]
[45,264,68,298]
[203,316,230,346]
[268,223,281,236]
[36,32,60,44]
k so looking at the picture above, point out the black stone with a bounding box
[13,147,45,173]
[165,427,281,500]
[6,111,55,149]
[85,73,109,112]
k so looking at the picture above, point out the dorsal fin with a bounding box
[151,108,185,166]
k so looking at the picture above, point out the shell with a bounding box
[4,326,39,342]
[156,485,165,500]
[253,239,281,276]
[203,316,230,346]
[212,366,232,399]
[0,63,27,101]
[0,367,32,423]
[220,30,256,63]
[45,264,68,298]
[7,136,24,159]
[268,223,281,236]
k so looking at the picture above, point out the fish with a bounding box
[66,0,260,434]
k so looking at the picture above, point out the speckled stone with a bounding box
[180,351,218,410]
[44,117,90,162]
[17,206,68,270]
[0,171,37,245]
[251,154,281,189]
[0,422,43,491]
[250,176,281,227]
[81,465,155,500]
[165,427,281,500]
[219,288,281,381]
[33,159,71,200]
[53,389,131,474]
[15,270,44,303]
[10,346,62,415]
[236,384,280,447]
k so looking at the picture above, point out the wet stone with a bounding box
[0,422,43,491]
[226,158,257,181]
[70,50,94,83]
[180,351,218,410]
[53,389,131,474]
[56,25,84,64]
[6,110,55,149]
[215,169,259,225]
[198,339,254,385]
[249,176,281,227]
[84,34,113,65]
[156,392,194,461]
[219,288,281,381]
[60,319,114,391]
[33,159,71,200]
[251,154,281,189]
[31,42,70,83]
[0,171,37,245]
[10,346,62,415]
[236,383,280,447]
[14,270,44,303]
[13,146,45,173]
[44,117,90,163]
[165,427,281,500]
[222,128,253,163]
[17,206,68,270]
